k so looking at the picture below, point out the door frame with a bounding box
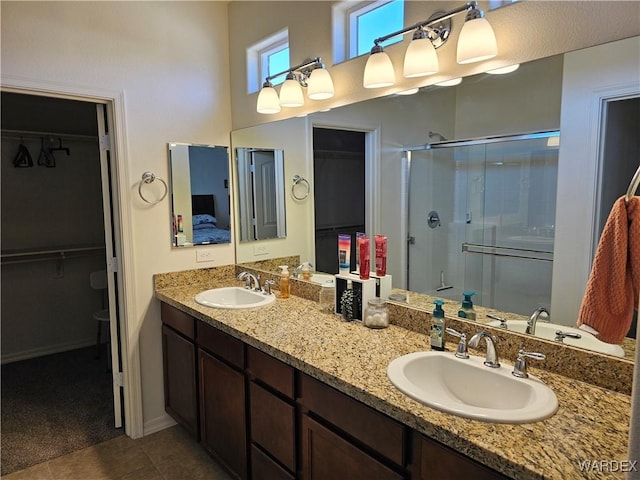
[309,121,380,264]
[1,77,143,438]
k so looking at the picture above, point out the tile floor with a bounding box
[1,426,233,480]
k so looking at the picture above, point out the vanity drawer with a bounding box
[247,346,295,399]
[196,321,244,369]
[161,302,195,340]
[298,373,405,467]
[250,381,296,472]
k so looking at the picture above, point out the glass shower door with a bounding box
[407,132,559,315]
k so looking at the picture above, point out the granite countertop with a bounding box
[155,274,631,480]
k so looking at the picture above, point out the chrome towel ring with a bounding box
[138,171,168,205]
[625,164,640,203]
[292,174,310,200]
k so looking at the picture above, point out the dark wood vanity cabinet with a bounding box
[160,302,513,480]
[413,433,509,480]
[161,303,198,439]
[301,414,404,480]
[197,321,247,480]
[298,373,406,480]
[247,346,297,479]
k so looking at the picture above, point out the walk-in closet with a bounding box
[1,92,122,475]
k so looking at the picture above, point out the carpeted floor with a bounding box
[1,345,124,476]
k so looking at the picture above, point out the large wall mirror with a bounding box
[235,147,286,242]
[168,143,231,247]
[230,37,640,361]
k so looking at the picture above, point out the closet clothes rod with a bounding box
[1,245,105,265]
[626,164,640,203]
[1,129,98,142]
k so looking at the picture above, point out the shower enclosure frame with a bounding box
[403,130,560,310]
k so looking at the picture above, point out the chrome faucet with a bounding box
[554,330,582,343]
[512,349,546,378]
[468,330,500,368]
[293,262,314,278]
[445,328,468,359]
[526,307,550,335]
[292,265,302,278]
[486,313,508,329]
[237,271,261,292]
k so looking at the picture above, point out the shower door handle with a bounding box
[407,236,416,245]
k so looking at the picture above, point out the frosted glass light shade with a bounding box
[435,77,462,87]
[363,51,395,88]
[456,17,497,64]
[307,68,335,100]
[403,38,439,78]
[396,88,419,96]
[487,64,520,75]
[279,78,304,107]
[256,86,281,114]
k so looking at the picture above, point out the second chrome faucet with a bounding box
[468,330,500,368]
[237,271,262,292]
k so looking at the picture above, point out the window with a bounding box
[351,0,404,57]
[488,0,519,10]
[333,1,404,64]
[247,29,290,94]
[262,43,290,86]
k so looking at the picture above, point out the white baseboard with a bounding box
[1,339,96,364]
[143,413,177,437]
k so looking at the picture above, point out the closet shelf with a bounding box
[1,129,98,143]
[1,245,106,265]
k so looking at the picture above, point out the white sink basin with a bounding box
[387,351,558,423]
[309,273,335,285]
[195,287,275,309]
[486,320,625,357]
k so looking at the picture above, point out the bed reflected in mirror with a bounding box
[168,143,231,247]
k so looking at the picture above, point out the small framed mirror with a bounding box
[235,147,287,242]
[168,143,231,247]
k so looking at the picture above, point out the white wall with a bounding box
[1,1,232,435]
[552,36,640,325]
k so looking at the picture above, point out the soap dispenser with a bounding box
[301,262,312,281]
[279,266,290,299]
[458,291,476,320]
[430,300,446,351]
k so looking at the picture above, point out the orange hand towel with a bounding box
[577,196,640,343]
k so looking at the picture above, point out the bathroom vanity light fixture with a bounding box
[257,57,334,114]
[363,1,497,88]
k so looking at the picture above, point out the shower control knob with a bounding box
[427,211,441,228]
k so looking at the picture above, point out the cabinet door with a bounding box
[199,348,247,479]
[301,414,403,480]
[414,433,509,480]
[251,445,295,480]
[299,373,405,466]
[162,325,198,438]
